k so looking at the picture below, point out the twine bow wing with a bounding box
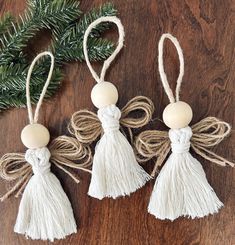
[135,117,234,177]
[68,96,155,144]
[0,136,92,201]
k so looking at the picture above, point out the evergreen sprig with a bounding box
[0,1,117,111]
[0,69,62,110]
[0,0,81,65]
[53,2,117,63]
[0,13,14,37]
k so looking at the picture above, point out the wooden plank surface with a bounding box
[0,0,234,244]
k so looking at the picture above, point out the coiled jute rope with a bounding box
[68,95,155,144]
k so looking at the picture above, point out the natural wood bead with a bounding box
[91,81,118,108]
[163,101,193,129]
[21,123,50,149]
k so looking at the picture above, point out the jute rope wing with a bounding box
[135,116,234,177]
[0,135,92,201]
[68,95,155,144]
[0,153,32,201]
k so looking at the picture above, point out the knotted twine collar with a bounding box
[25,147,51,175]
[170,127,192,154]
[98,105,121,134]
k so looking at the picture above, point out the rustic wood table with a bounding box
[0,1,234,244]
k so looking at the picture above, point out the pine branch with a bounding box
[0,0,81,65]
[0,12,14,37]
[34,0,82,31]
[54,38,114,63]
[54,2,117,42]
[0,67,62,111]
[73,2,117,38]
[53,2,117,63]
[0,64,28,92]
[0,2,118,111]
[0,58,61,93]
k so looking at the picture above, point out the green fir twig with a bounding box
[0,1,117,111]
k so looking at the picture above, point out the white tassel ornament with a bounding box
[148,33,226,220]
[83,17,150,199]
[14,52,77,241]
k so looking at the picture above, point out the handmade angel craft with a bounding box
[135,33,234,221]
[68,16,154,200]
[0,52,92,241]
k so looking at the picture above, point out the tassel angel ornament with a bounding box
[135,33,234,221]
[0,52,92,241]
[72,16,153,200]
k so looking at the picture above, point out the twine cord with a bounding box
[158,33,184,103]
[26,51,54,124]
[83,16,125,83]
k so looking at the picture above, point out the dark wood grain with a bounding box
[0,0,234,245]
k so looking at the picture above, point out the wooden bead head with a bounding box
[21,123,50,149]
[91,81,118,109]
[163,101,193,129]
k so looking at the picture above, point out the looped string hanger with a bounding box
[158,33,184,103]
[83,16,125,83]
[26,51,55,124]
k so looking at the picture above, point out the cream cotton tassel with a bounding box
[88,105,151,199]
[148,127,223,220]
[14,147,76,241]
